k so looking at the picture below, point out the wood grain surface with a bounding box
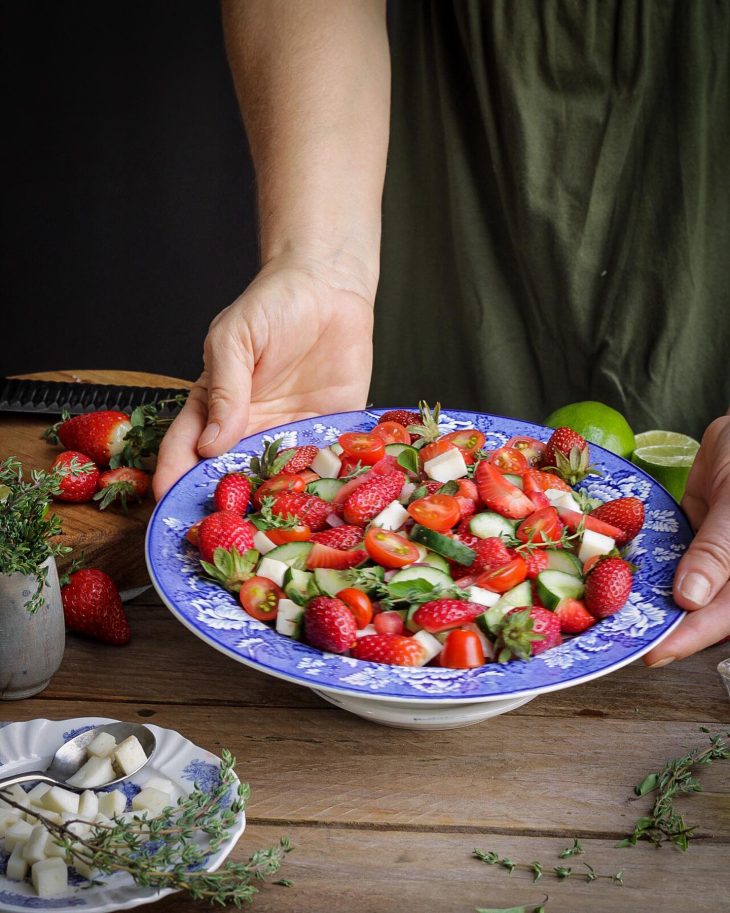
[1,370,192,589]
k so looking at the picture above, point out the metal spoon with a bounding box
[0,722,156,792]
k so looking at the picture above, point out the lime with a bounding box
[543,401,635,459]
[631,430,700,502]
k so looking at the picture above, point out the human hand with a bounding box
[152,255,374,499]
[645,411,730,666]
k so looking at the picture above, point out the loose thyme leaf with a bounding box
[558,838,584,858]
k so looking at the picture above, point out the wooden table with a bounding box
[2,374,730,912]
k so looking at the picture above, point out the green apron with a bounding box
[372,0,730,440]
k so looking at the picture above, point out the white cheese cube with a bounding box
[330,442,344,455]
[45,838,70,859]
[66,755,114,789]
[578,528,616,564]
[78,790,99,821]
[465,585,502,608]
[131,787,172,818]
[355,624,378,638]
[72,851,97,881]
[253,529,277,555]
[29,807,62,826]
[31,857,69,897]
[141,775,175,795]
[545,489,583,513]
[1,784,30,808]
[113,735,147,777]
[62,813,90,838]
[22,824,50,864]
[310,447,342,479]
[97,789,126,819]
[0,809,21,837]
[423,448,468,483]
[371,499,410,531]
[92,813,114,829]
[25,784,51,805]
[4,817,33,850]
[275,598,304,638]
[256,556,289,587]
[6,843,29,881]
[412,630,444,665]
[86,731,117,758]
[398,481,418,504]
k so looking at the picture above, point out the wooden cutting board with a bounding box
[1,370,193,589]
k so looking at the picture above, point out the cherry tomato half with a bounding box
[239,576,285,622]
[440,429,486,453]
[253,473,306,509]
[407,494,461,533]
[364,527,421,568]
[338,432,386,465]
[489,446,530,474]
[475,555,528,593]
[267,524,312,546]
[336,587,374,629]
[516,507,563,544]
[372,421,411,445]
[374,610,405,636]
[440,629,486,668]
[506,436,546,468]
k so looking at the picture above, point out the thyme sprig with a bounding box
[619,729,730,850]
[0,750,291,906]
[473,848,623,885]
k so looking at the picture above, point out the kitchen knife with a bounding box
[0,377,189,417]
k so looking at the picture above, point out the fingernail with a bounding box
[198,423,220,449]
[679,572,712,606]
[648,656,675,669]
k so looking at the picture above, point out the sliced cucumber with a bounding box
[283,567,317,606]
[499,581,533,608]
[384,443,413,458]
[410,524,475,565]
[476,580,533,634]
[264,541,313,570]
[544,549,583,577]
[405,604,423,633]
[419,551,451,574]
[469,511,517,541]
[389,565,453,590]
[503,473,524,490]
[535,570,585,610]
[313,567,353,597]
[306,478,345,502]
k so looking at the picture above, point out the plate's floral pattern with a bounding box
[146,410,691,703]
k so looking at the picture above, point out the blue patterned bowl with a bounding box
[146,409,690,725]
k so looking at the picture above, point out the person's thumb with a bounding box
[673,487,730,612]
[197,327,253,458]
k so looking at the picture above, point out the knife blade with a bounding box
[0,378,189,417]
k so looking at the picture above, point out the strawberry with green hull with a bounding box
[45,411,132,467]
[51,451,99,503]
[270,490,333,531]
[94,467,149,511]
[540,427,599,485]
[61,568,131,645]
[494,607,562,662]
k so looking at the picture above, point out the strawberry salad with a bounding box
[186,404,645,669]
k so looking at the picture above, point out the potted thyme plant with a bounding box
[0,457,69,700]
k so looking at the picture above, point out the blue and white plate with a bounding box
[146,410,691,706]
[0,717,245,912]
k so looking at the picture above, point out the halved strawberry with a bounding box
[305,542,368,570]
[470,537,513,574]
[590,497,645,546]
[342,470,406,526]
[474,462,535,519]
[310,526,364,549]
[281,445,319,475]
[557,507,623,540]
[270,491,333,531]
[554,598,596,633]
[351,633,427,666]
[521,548,549,580]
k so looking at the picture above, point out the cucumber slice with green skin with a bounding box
[544,549,583,577]
[410,524,476,565]
[264,542,314,570]
[503,473,524,490]
[535,570,585,610]
[389,565,454,590]
[313,567,353,597]
[283,568,317,606]
[405,604,423,633]
[306,478,345,501]
[469,511,518,541]
[420,551,451,574]
[384,443,413,458]
[477,580,534,634]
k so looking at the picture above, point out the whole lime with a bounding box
[543,401,635,459]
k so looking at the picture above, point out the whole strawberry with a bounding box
[590,497,645,547]
[521,548,549,580]
[270,491,332,531]
[412,598,482,633]
[61,569,131,645]
[51,451,99,502]
[46,411,132,467]
[351,633,427,666]
[304,596,357,653]
[584,557,633,618]
[214,473,252,513]
[378,410,420,428]
[540,427,595,485]
[94,467,149,510]
[281,445,319,475]
[310,525,364,549]
[495,606,562,661]
[342,470,406,526]
[554,598,596,634]
[198,511,256,563]
[470,537,512,574]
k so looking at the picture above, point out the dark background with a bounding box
[2,0,258,382]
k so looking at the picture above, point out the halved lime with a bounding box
[631,430,700,502]
[543,401,635,459]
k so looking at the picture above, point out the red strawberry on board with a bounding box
[281,445,319,475]
[412,598,483,633]
[51,451,99,503]
[342,470,406,526]
[47,411,132,467]
[584,557,633,618]
[305,543,368,570]
[351,633,427,666]
[270,491,333,531]
[378,410,421,428]
[304,596,357,653]
[214,473,252,513]
[61,569,131,645]
[474,462,535,520]
[554,598,596,634]
[310,526,364,549]
[94,467,150,511]
[198,511,256,563]
[590,497,645,547]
